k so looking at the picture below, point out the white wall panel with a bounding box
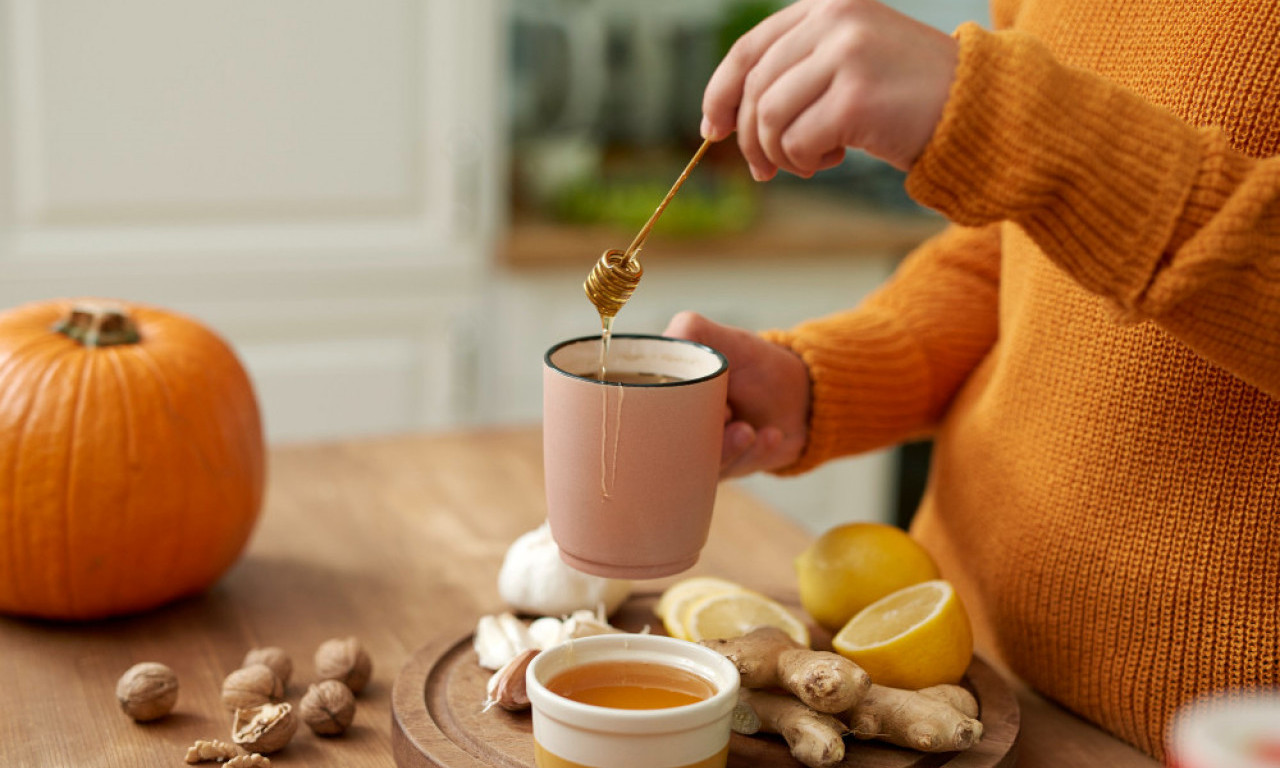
[3,0,492,275]
[0,0,504,442]
[23,1,421,222]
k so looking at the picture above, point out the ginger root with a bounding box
[701,627,870,714]
[736,688,846,768]
[845,683,983,752]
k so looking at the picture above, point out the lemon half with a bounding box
[832,579,973,690]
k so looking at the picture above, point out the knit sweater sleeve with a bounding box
[907,22,1280,398]
[761,222,1001,474]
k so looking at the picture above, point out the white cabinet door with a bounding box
[0,0,504,441]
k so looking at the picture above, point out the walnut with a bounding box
[242,647,292,688]
[232,702,297,754]
[225,756,271,768]
[299,679,356,735]
[185,739,240,763]
[116,662,179,721]
[221,664,284,711]
[314,636,372,694]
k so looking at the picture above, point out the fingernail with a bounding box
[700,115,715,140]
[749,164,765,182]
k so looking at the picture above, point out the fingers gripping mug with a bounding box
[543,334,729,578]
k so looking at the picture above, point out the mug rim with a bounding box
[526,633,740,734]
[544,334,729,388]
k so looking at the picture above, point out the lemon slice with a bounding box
[683,590,810,646]
[656,577,748,640]
[832,579,973,690]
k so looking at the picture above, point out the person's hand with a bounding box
[701,0,958,178]
[663,311,810,478]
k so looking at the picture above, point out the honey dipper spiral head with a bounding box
[584,249,644,318]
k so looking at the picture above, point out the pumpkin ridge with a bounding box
[61,348,97,618]
[132,343,220,475]
[0,332,67,388]
[102,351,139,614]
[16,349,83,614]
[129,342,203,602]
[0,340,66,612]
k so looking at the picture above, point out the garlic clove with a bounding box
[562,613,625,639]
[483,649,538,712]
[473,614,516,671]
[528,616,566,650]
[497,612,538,655]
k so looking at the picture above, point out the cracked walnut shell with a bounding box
[232,702,297,754]
[314,636,372,694]
[300,679,356,735]
[222,664,284,711]
[116,662,179,722]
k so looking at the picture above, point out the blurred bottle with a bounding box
[1167,691,1280,768]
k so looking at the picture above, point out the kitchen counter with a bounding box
[0,428,1158,767]
[501,188,946,270]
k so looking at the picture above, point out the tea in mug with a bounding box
[581,370,687,385]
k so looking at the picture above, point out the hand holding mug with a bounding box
[663,312,810,478]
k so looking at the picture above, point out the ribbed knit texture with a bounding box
[765,1,1280,760]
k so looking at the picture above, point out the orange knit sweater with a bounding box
[764,1,1279,759]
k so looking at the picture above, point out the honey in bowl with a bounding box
[546,660,715,710]
[526,634,739,768]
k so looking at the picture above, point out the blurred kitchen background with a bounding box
[0,0,985,533]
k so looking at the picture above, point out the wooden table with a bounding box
[0,429,1158,767]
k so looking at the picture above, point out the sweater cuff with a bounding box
[760,317,932,476]
[906,23,1201,312]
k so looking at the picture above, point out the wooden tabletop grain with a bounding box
[0,428,1158,768]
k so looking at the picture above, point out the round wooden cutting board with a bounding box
[391,594,1019,768]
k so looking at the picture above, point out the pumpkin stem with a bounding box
[54,304,140,348]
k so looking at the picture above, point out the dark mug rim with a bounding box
[544,333,729,388]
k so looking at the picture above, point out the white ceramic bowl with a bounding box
[526,633,740,768]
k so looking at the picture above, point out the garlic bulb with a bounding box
[498,523,631,617]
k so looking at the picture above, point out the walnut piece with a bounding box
[185,739,240,763]
[299,679,356,735]
[242,647,292,689]
[232,702,297,754]
[116,662,179,722]
[314,637,373,694]
[225,755,271,768]
[222,664,284,711]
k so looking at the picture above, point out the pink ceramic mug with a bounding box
[543,334,729,578]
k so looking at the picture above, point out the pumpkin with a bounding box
[0,299,265,620]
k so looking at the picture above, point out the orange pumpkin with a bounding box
[0,299,265,620]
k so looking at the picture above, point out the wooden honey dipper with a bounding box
[583,138,713,319]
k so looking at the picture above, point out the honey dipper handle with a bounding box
[621,138,714,265]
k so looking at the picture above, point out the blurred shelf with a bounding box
[499,187,946,271]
